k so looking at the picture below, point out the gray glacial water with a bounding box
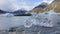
[0,16,30,30]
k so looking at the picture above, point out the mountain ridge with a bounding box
[44,0,60,13]
[26,2,48,14]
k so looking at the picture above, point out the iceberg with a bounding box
[24,9,57,28]
[0,13,14,17]
[24,18,33,28]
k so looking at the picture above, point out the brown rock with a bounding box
[44,0,60,13]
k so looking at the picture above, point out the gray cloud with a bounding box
[0,0,19,12]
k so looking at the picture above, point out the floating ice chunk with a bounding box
[36,13,54,27]
[31,13,54,27]
[50,13,60,27]
[24,10,57,28]
[24,18,33,28]
[0,13,14,17]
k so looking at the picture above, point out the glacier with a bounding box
[24,9,60,34]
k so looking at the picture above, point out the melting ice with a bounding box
[0,13,14,17]
[24,9,58,28]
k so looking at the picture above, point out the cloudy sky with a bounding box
[0,0,53,12]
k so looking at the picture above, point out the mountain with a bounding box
[34,2,48,9]
[0,10,6,14]
[27,2,48,14]
[44,0,60,13]
[12,9,31,16]
[13,9,27,14]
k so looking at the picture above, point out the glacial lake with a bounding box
[0,16,30,30]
